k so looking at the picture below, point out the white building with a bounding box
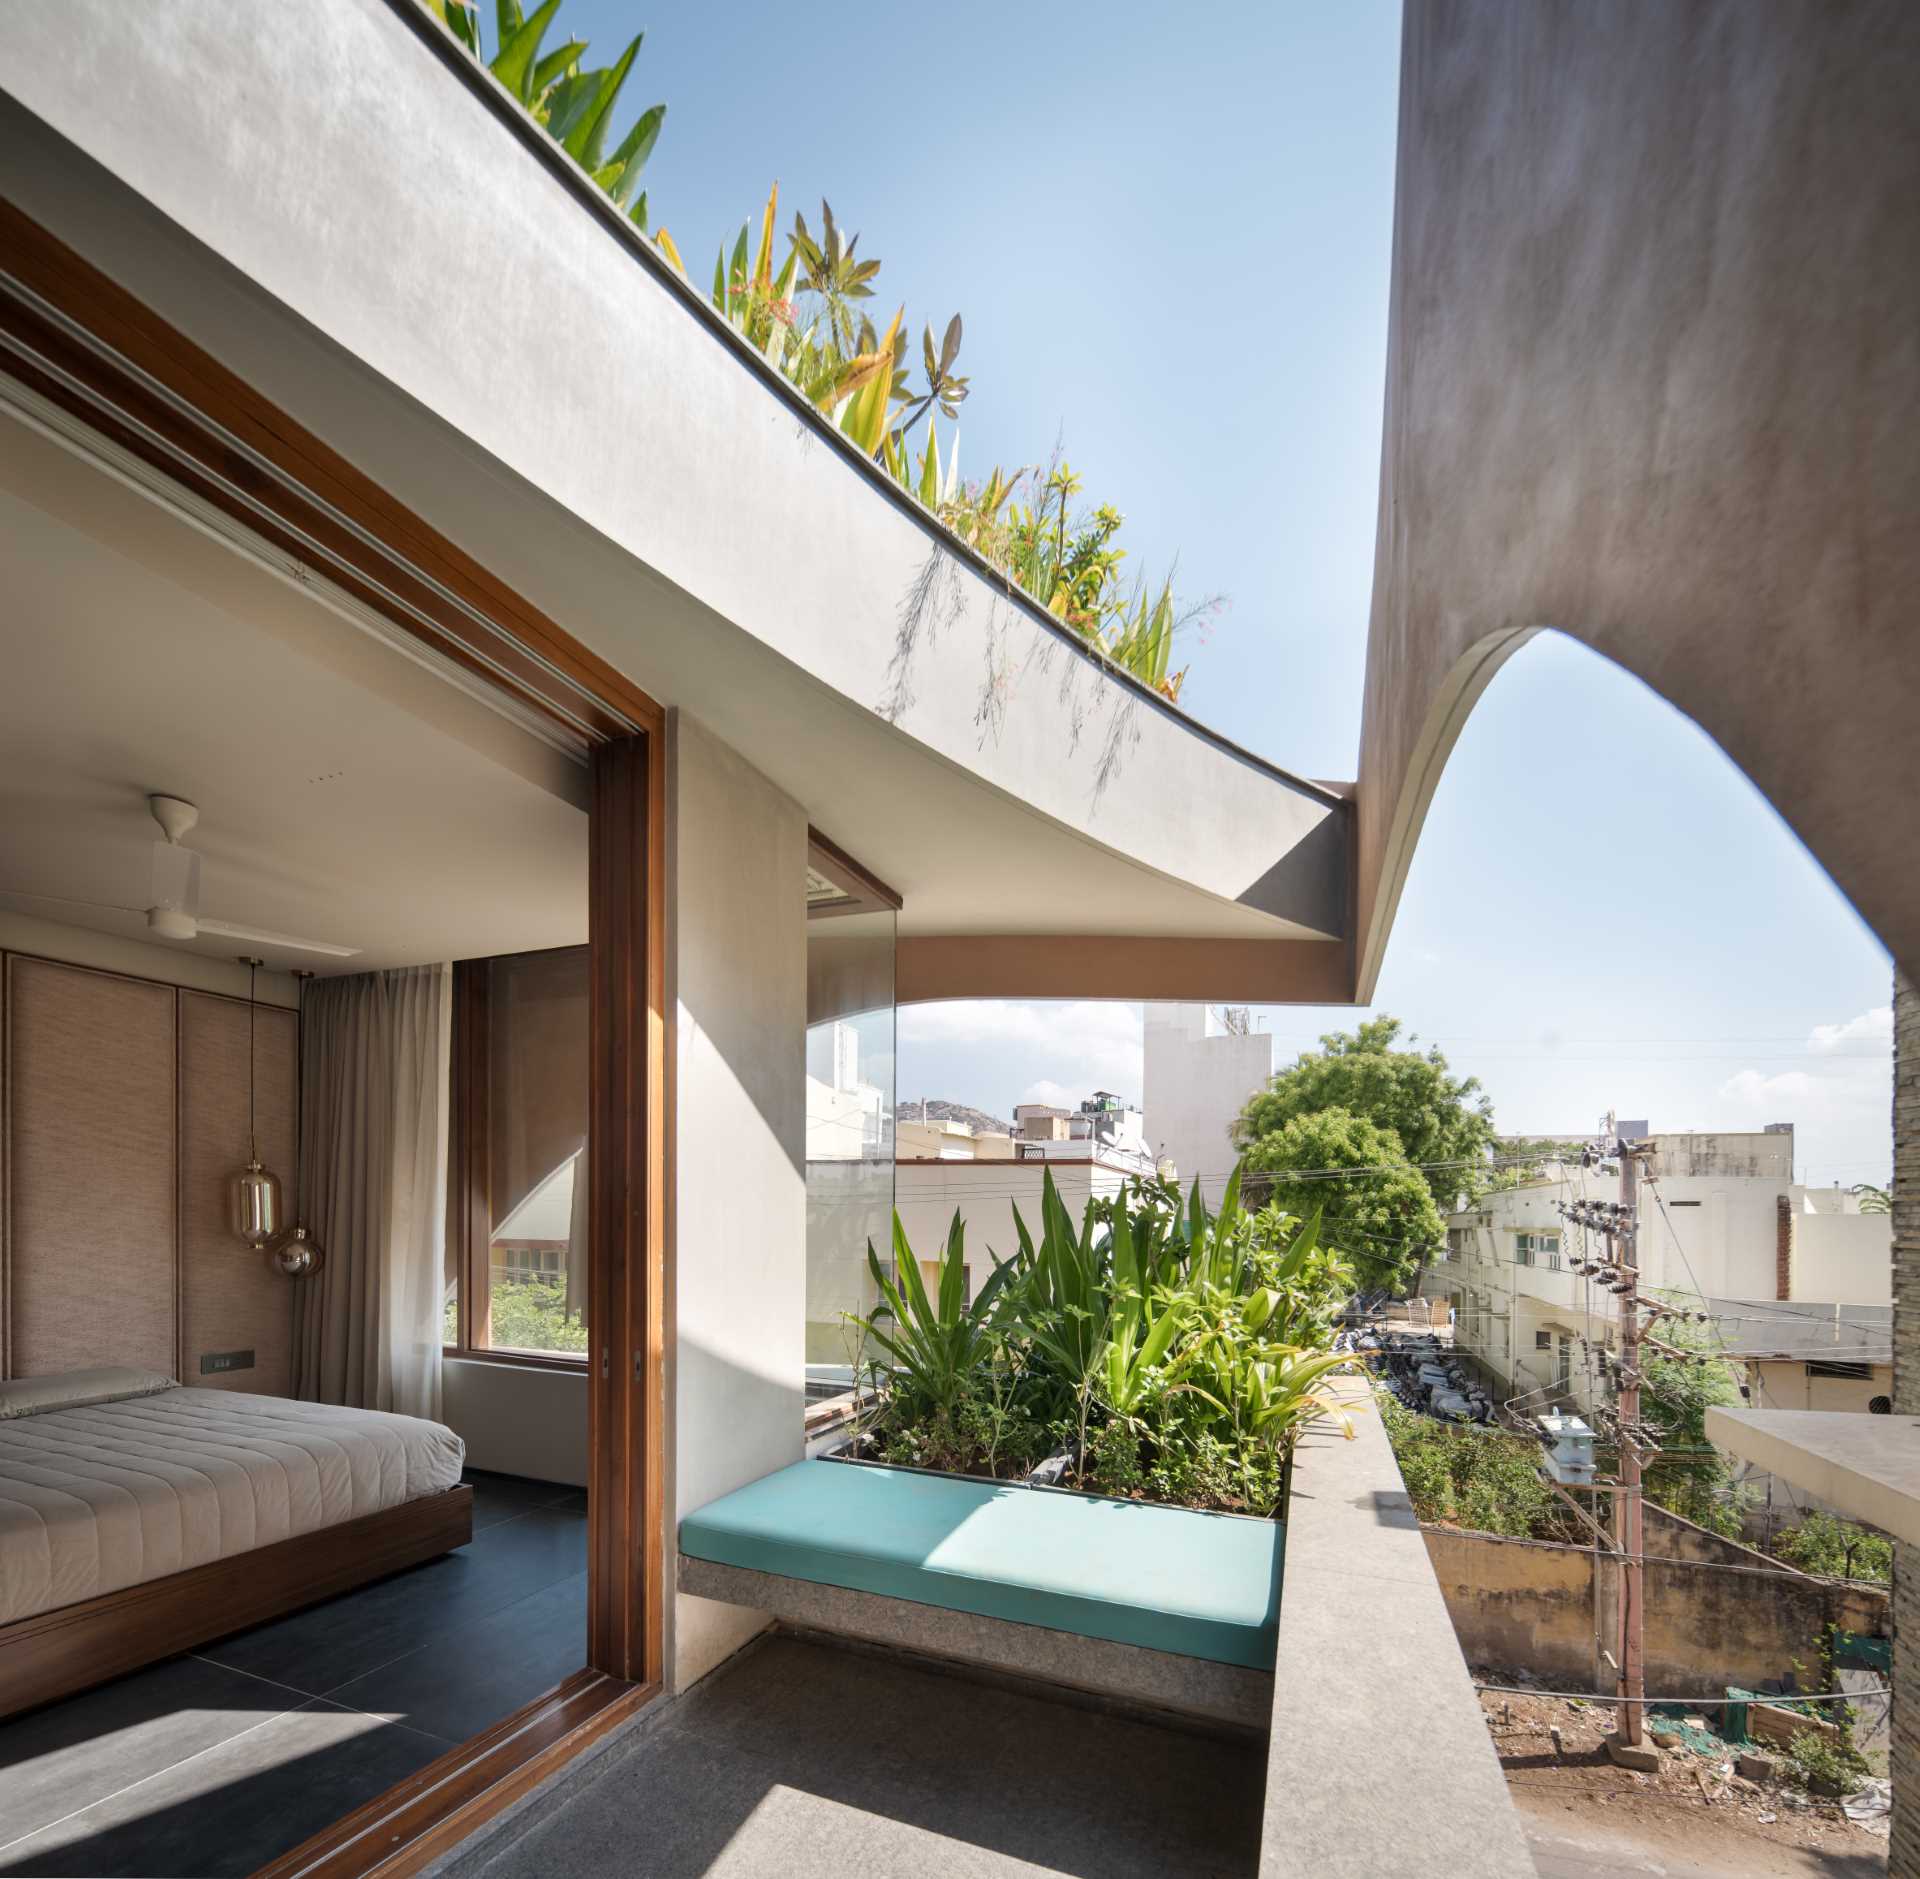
[1431,1127,1892,1416]
[1143,1003,1275,1190]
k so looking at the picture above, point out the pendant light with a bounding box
[230,956,284,1248]
[271,969,325,1278]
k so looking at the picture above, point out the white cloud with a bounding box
[897,999,1144,1117]
[1808,1006,1892,1053]
[1019,1078,1078,1109]
[899,1000,1142,1051]
[1715,1007,1893,1185]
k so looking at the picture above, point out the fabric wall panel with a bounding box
[5,957,176,1376]
[178,991,296,1394]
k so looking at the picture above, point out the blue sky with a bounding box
[548,0,1892,1185]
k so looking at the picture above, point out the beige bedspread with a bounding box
[0,1387,465,1624]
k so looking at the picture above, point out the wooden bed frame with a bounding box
[0,1485,474,1722]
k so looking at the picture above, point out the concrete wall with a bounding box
[1265,1380,1535,1879]
[442,1357,587,1487]
[0,1,1352,998]
[1142,1003,1273,1192]
[666,715,808,1691]
[1794,1212,1894,1308]
[1750,1360,1893,1415]
[1356,1,1920,995]
[894,1161,1126,1279]
[1422,1525,1889,1703]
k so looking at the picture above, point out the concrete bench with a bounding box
[678,1458,1283,1727]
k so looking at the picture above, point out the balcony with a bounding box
[436,1382,1533,1877]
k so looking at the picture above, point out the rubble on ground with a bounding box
[1476,1669,1888,1860]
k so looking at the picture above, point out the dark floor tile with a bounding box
[0,1701,449,1879]
[200,1507,587,1695]
[327,1572,587,1737]
[0,1657,305,1847]
[463,1471,579,1531]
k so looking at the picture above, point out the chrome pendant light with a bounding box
[271,969,325,1277]
[231,957,284,1248]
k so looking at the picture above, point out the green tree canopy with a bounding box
[1232,1017,1496,1215]
[1237,1107,1442,1294]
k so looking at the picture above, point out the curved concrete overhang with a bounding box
[0,0,1350,1004]
[1356,0,1920,997]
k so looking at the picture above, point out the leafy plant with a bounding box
[850,1160,1358,1518]
[1379,1393,1579,1540]
[1639,1296,1752,1537]
[1775,1511,1893,1584]
[415,4,1218,702]
[423,1,665,226]
[1851,1183,1891,1215]
[857,1210,1013,1422]
[1784,1728,1868,1797]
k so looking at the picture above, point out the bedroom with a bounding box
[0,390,621,1875]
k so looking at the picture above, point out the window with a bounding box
[1535,1330,1552,1351]
[446,947,590,1362]
[805,904,896,1383]
[1806,1361,1873,1381]
[1514,1230,1560,1267]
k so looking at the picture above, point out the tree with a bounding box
[1851,1183,1891,1215]
[1233,1015,1496,1211]
[1640,1298,1748,1536]
[1237,1107,1442,1294]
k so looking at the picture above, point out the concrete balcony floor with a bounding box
[458,1634,1265,1878]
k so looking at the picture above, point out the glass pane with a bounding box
[484,946,589,1357]
[805,911,896,1398]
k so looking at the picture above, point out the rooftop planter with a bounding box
[844,1162,1358,1521]
[680,1166,1354,1724]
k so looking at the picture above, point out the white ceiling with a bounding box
[0,413,589,974]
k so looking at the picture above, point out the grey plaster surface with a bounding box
[1262,1383,1534,1877]
[677,1552,1273,1728]
[460,1633,1263,1879]
[1356,0,1920,992]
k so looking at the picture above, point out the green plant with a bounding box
[853,1210,1014,1423]
[1783,1728,1868,1796]
[1378,1393,1578,1540]
[417,3,1216,702]
[1775,1511,1893,1584]
[1638,1297,1752,1537]
[850,1159,1358,1518]
[1851,1183,1891,1214]
[424,1,665,226]
[1240,1107,1443,1295]
[1234,1017,1498,1218]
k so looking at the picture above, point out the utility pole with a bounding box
[1614,1128,1646,1748]
[1556,1114,1650,1759]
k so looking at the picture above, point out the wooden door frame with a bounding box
[0,205,668,1871]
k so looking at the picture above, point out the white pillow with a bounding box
[0,1367,179,1419]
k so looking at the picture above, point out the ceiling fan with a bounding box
[4,794,359,958]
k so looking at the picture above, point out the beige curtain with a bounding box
[293,965,451,1420]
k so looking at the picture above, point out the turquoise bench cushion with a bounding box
[679,1459,1282,1669]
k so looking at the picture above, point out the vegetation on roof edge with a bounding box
[421,0,1219,703]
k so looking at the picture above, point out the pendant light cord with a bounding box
[247,958,258,1157]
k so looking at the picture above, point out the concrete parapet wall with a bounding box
[1422,1524,1889,1704]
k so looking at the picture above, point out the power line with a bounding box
[1474,1682,1882,1708]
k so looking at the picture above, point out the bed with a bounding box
[0,1367,473,1718]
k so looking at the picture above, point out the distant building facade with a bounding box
[1430,1125,1892,1418]
[1143,1003,1275,1191]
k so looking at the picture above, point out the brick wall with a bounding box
[1891,974,1918,1877]
[1777,1192,1794,1300]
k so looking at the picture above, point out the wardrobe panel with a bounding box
[6,957,176,1376]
